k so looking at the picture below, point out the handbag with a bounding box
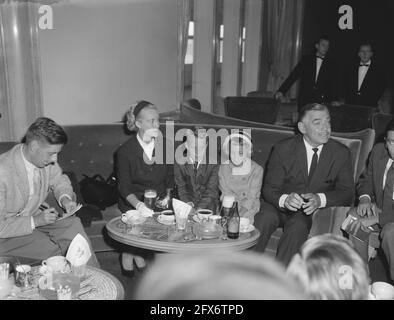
[79,173,118,210]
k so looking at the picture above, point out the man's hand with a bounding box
[301,193,321,215]
[61,197,78,214]
[357,196,375,217]
[284,193,303,212]
[360,215,379,228]
[33,207,59,227]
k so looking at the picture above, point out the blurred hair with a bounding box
[135,251,305,300]
[298,103,328,122]
[316,35,330,44]
[287,234,370,300]
[223,130,253,157]
[359,42,373,51]
[125,100,157,132]
[25,117,67,145]
[385,119,394,136]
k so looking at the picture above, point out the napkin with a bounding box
[57,203,83,221]
[172,198,192,218]
[66,234,92,267]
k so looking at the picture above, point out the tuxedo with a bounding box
[278,54,339,110]
[343,60,386,107]
[254,135,354,266]
[350,143,394,279]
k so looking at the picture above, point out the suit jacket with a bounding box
[174,144,219,212]
[0,144,75,238]
[357,143,393,226]
[278,54,339,109]
[343,60,386,107]
[262,135,354,211]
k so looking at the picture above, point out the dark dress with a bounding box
[115,134,174,213]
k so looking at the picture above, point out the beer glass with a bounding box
[144,189,157,210]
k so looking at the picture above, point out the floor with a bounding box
[96,247,391,300]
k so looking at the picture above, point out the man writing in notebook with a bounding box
[0,117,98,266]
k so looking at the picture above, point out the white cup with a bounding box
[160,210,175,223]
[371,281,394,300]
[197,209,213,221]
[222,195,235,209]
[42,256,68,273]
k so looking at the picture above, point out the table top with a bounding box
[4,266,124,300]
[106,215,260,254]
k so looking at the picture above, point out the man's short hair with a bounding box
[359,42,373,51]
[298,103,328,122]
[316,35,330,44]
[385,119,394,136]
[25,117,67,145]
[288,234,369,300]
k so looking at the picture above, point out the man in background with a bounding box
[274,37,339,110]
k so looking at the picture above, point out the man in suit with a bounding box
[333,43,386,108]
[274,37,339,110]
[347,120,394,281]
[0,117,99,266]
[254,103,354,266]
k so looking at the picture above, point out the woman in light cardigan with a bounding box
[218,131,263,224]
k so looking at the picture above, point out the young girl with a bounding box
[219,131,263,224]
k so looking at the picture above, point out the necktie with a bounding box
[381,163,394,225]
[308,148,319,182]
[359,63,370,67]
[316,56,324,60]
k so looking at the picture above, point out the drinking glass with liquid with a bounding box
[144,189,157,210]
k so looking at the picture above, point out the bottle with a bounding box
[220,195,235,228]
[227,201,240,239]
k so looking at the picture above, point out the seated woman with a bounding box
[174,126,219,213]
[115,100,174,276]
[287,234,370,300]
[218,131,263,224]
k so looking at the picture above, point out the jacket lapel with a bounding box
[13,145,30,204]
[377,146,390,195]
[294,136,309,185]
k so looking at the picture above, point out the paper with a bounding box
[172,198,192,217]
[57,204,83,221]
[66,233,91,267]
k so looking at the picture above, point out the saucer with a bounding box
[157,215,175,226]
[240,224,255,233]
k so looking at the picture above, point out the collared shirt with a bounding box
[358,60,371,91]
[315,56,324,83]
[136,133,155,161]
[360,158,394,201]
[21,147,71,230]
[278,138,327,209]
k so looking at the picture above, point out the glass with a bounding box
[175,213,188,231]
[144,189,157,210]
[72,264,87,278]
[15,264,32,288]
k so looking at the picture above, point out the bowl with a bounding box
[121,210,147,225]
[193,221,223,240]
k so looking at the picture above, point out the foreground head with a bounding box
[298,103,331,147]
[384,120,394,159]
[126,100,160,141]
[287,234,370,300]
[135,252,305,300]
[358,43,373,63]
[24,117,67,168]
[315,36,330,56]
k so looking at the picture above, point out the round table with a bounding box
[106,216,260,254]
[5,266,124,300]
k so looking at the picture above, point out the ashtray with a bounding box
[192,222,223,240]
